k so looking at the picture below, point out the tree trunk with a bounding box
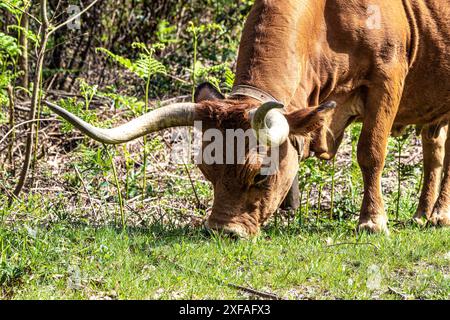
[18,12,29,89]
[12,0,50,199]
[7,85,15,172]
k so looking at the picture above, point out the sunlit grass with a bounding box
[0,215,448,300]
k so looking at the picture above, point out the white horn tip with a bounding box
[251,108,290,147]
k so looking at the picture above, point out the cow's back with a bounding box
[326,0,450,124]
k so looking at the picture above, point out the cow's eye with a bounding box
[253,173,269,186]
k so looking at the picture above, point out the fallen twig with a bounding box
[388,286,411,300]
[326,242,381,251]
[169,258,283,300]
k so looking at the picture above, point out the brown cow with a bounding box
[45,0,449,237]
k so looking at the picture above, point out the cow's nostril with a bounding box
[311,144,327,155]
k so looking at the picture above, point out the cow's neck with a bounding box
[234,0,326,109]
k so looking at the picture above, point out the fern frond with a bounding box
[96,47,166,80]
[0,0,24,16]
[134,54,166,79]
[0,32,21,59]
[96,47,134,72]
[7,25,39,45]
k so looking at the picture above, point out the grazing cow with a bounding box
[45,91,333,238]
[46,0,449,237]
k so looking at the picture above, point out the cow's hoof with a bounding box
[357,216,389,235]
[412,211,428,226]
[412,216,427,226]
[429,208,450,227]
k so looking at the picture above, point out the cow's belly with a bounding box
[396,98,450,127]
[395,3,450,126]
[395,73,450,126]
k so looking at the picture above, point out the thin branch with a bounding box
[50,0,64,22]
[159,138,204,209]
[48,0,100,37]
[183,163,203,209]
[0,179,21,203]
[0,118,59,146]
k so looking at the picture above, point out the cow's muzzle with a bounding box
[204,219,253,239]
[316,152,335,160]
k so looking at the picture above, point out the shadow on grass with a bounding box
[262,215,358,238]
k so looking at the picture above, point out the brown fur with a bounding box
[194,98,326,236]
[227,0,450,232]
[286,107,329,137]
[195,100,256,130]
[195,0,450,235]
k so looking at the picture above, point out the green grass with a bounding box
[1,117,448,300]
[1,219,448,300]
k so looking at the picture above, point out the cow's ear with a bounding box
[194,82,225,102]
[286,101,336,136]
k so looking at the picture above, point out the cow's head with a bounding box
[45,83,335,238]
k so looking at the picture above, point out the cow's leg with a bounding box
[357,72,406,234]
[430,123,450,226]
[413,125,446,224]
[281,173,300,210]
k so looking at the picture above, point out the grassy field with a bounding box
[1,217,449,300]
[1,104,449,300]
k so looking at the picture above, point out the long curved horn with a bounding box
[44,100,198,144]
[249,101,290,147]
